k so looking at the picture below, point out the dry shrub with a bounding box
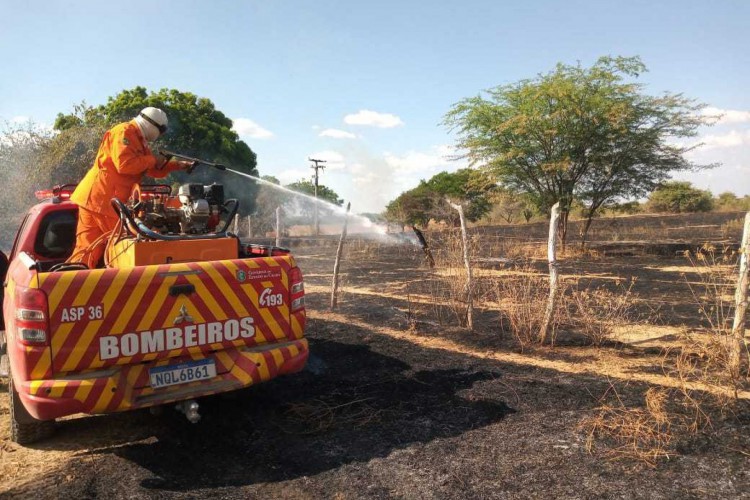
[493,268,561,348]
[565,280,638,346]
[666,345,740,410]
[491,238,547,260]
[582,387,675,465]
[580,244,749,466]
[720,217,745,240]
[682,244,749,391]
[428,229,479,328]
[684,244,737,332]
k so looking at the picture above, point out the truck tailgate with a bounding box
[38,256,302,375]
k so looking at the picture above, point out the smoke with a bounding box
[0,121,56,251]
[305,142,467,213]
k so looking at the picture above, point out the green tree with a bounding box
[716,191,740,210]
[285,179,343,205]
[283,179,343,226]
[444,56,714,245]
[646,181,714,213]
[385,169,495,227]
[714,191,750,212]
[487,188,538,224]
[54,87,259,212]
[385,183,438,227]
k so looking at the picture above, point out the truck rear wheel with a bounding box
[8,375,55,445]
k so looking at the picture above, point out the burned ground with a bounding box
[2,214,750,499]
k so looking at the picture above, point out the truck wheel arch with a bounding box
[8,374,56,444]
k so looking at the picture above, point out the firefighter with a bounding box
[68,107,193,268]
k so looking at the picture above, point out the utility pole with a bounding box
[309,158,326,236]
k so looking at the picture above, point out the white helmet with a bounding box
[134,107,168,141]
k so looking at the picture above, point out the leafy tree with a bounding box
[285,179,343,205]
[425,169,494,222]
[486,188,537,224]
[385,183,438,227]
[716,191,739,210]
[385,169,495,227]
[646,181,714,213]
[283,179,343,226]
[714,191,750,212]
[54,87,259,213]
[444,56,714,245]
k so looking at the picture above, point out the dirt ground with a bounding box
[1,220,750,499]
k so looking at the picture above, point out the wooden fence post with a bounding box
[730,212,750,379]
[330,202,351,310]
[448,200,473,330]
[275,207,282,248]
[539,202,561,344]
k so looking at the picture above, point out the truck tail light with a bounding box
[289,267,305,312]
[15,286,49,345]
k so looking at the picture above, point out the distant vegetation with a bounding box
[386,55,717,242]
[645,181,714,213]
[383,170,748,229]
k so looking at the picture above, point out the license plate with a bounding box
[149,359,217,389]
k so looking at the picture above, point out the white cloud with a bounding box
[383,144,460,174]
[678,122,750,197]
[266,145,468,213]
[276,168,309,185]
[11,115,30,124]
[702,107,750,125]
[343,109,404,128]
[694,130,750,151]
[232,118,274,139]
[319,128,357,139]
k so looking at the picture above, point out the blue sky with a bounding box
[1,0,749,212]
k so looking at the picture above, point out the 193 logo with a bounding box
[259,288,283,307]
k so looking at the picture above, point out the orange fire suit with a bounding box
[68,120,182,268]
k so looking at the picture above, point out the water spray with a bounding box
[159,151,420,245]
[222,168,407,242]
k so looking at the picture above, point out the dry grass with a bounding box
[720,217,746,240]
[683,244,737,332]
[565,279,639,346]
[581,244,748,466]
[273,397,381,435]
[426,229,478,328]
[581,384,710,467]
[327,224,748,467]
[493,269,558,348]
[682,244,749,392]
